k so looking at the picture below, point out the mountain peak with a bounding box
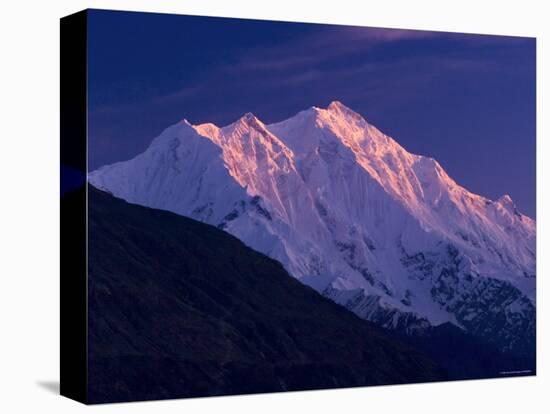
[242,112,258,122]
[326,100,366,124]
[327,100,358,114]
[239,112,265,125]
[327,100,347,110]
[497,194,517,213]
[234,112,268,131]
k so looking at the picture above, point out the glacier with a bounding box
[89,101,536,357]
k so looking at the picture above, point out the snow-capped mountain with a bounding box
[89,101,536,356]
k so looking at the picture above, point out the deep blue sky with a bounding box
[88,9,536,218]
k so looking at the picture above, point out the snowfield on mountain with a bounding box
[89,101,536,357]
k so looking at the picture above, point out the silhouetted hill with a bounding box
[84,186,444,403]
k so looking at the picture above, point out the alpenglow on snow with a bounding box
[89,101,536,357]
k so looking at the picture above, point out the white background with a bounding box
[0,0,548,412]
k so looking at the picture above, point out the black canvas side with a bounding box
[60,9,88,404]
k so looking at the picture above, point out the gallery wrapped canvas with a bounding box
[60,9,536,404]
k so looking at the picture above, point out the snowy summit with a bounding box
[89,101,536,356]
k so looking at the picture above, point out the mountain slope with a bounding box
[85,186,444,403]
[89,101,535,357]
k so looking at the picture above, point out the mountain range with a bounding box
[89,101,536,358]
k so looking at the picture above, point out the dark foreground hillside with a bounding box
[84,186,444,403]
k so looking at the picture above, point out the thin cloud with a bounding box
[143,26,523,108]
[223,26,441,76]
